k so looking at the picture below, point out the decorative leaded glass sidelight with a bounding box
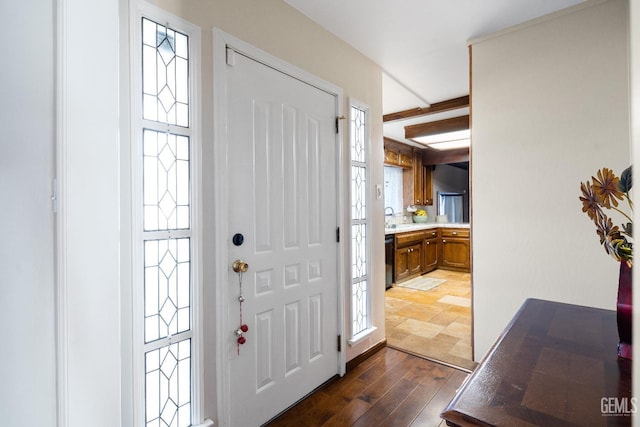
[142,18,189,127]
[143,130,190,231]
[350,104,369,337]
[144,238,191,343]
[145,339,191,427]
[139,16,194,427]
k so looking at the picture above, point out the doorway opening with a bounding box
[383,162,475,371]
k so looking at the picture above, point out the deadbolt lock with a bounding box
[232,260,249,273]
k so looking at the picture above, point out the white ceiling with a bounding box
[284,0,584,144]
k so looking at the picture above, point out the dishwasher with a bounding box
[384,235,394,289]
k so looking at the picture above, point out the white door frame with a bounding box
[212,29,346,426]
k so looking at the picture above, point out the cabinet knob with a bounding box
[443,240,446,243]
[452,231,457,235]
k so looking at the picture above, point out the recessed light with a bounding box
[418,139,470,150]
[412,129,470,145]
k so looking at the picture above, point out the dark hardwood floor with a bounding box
[266,347,468,427]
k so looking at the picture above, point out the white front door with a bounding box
[223,48,340,426]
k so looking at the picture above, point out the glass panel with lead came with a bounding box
[143,129,190,231]
[142,18,189,127]
[144,238,191,343]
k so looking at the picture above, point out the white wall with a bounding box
[0,1,56,424]
[470,0,630,358]
[60,0,122,425]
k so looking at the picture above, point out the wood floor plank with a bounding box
[378,363,456,427]
[266,347,469,427]
[351,362,433,427]
[409,370,468,427]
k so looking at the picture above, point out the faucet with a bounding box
[384,207,395,228]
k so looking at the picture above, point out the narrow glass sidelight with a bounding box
[350,104,370,337]
[137,15,195,427]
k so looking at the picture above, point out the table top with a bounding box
[441,298,632,427]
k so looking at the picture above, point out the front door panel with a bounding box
[225,50,339,426]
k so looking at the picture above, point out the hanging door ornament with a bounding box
[232,260,249,354]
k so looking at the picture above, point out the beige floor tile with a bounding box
[437,295,471,307]
[441,322,471,339]
[385,269,475,370]
[395,318,445,339]
[449,340,473,359]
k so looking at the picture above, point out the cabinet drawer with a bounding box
[395,230,426,246]
[441,228,469,238]
[424,229,439,239]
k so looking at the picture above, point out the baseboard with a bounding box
[346,339,387,372]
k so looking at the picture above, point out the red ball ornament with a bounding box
[237,336,246,345]
[241,324,249,333]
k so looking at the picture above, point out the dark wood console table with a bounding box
[441,298,632,426]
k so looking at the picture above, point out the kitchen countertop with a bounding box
[384,222,469,235]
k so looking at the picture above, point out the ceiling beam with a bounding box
[404,115,469,139]
[383,95,469,122]
[422,147,469,165]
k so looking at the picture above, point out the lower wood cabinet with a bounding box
[424,238,439,272]
[394,231,425,282]
[440,228,470,271]
[393,227,469,284]
[395,243,423,281]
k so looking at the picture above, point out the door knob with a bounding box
[232,260,249,273]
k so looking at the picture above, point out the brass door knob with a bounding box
[232,260,249,273]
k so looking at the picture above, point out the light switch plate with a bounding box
[376,184,382,200]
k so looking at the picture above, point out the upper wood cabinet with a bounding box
[413,154,433,206]
[422,164,433,206]
[384,148,399,165]
[384,138,434,206]
[413,152,423,205]
[384,138,413,169]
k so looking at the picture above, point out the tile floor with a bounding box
[385,269,477,371]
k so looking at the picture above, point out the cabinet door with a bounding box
[395,243,423,282]
[441,238,470,271]
[422,165,433,205]
[398,152,413,168]
[424,238,438,272]
[407,242,423,276]
[395,246,411,281]
[384,148,399,166]
[413,152,423,205]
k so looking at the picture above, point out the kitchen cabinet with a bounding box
[394,230,425,282]
[384,147,413,168]
[384,139,413,169]
[384,148,399,165]
[412,152,434,206]
[396,243,423,281]
[423,229,439,273]
[413,152,424,204]
[439,228,470,271]
[421,165,433,206]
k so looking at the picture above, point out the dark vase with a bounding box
[617,260,632,359]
